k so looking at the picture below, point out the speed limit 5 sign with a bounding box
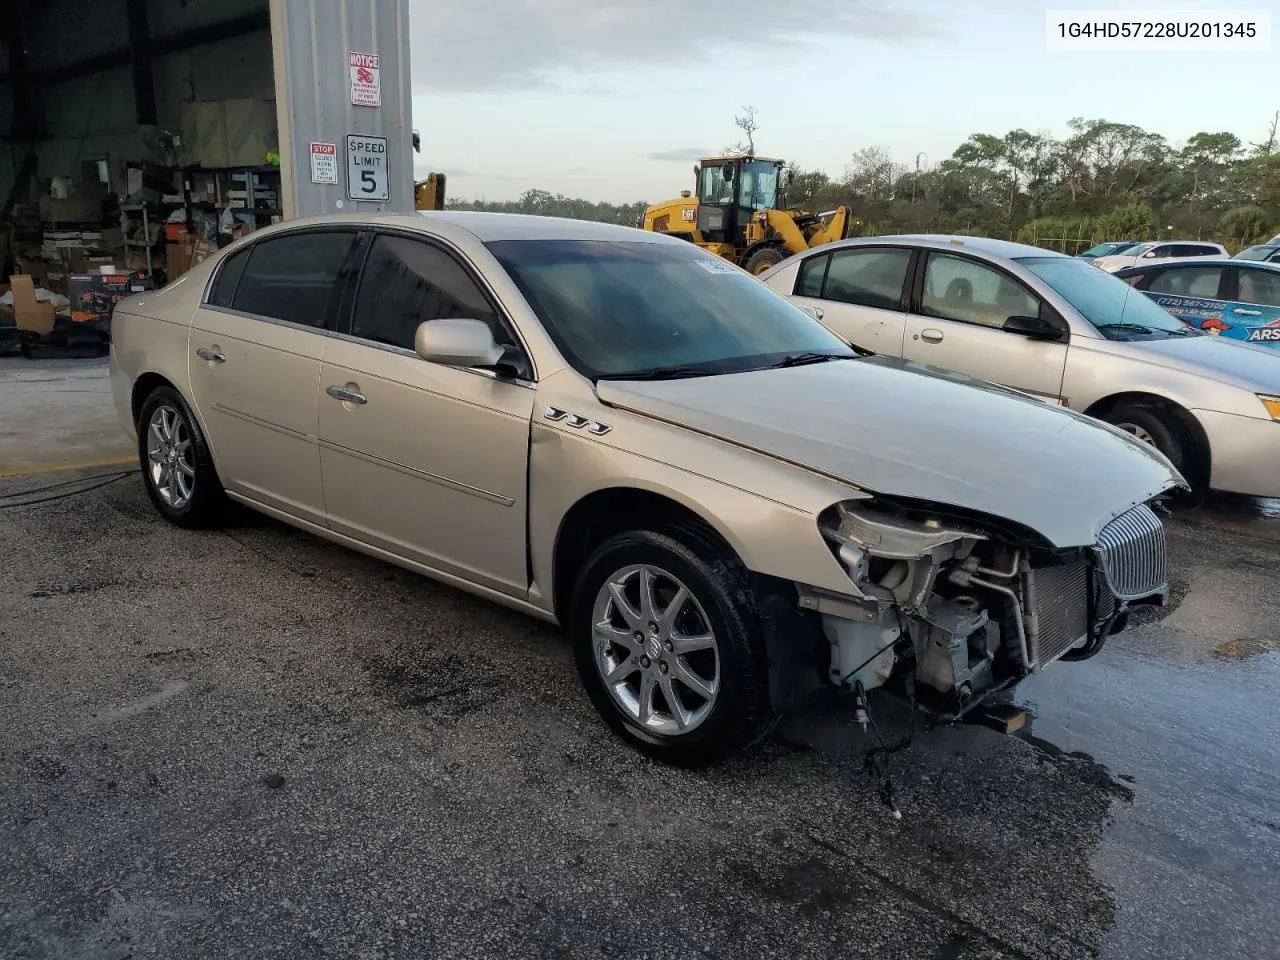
[346,134,390,202]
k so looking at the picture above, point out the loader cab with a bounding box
[694,156,784,245]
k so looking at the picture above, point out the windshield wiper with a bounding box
[599,365,719,381]
[1096,323,1157,335]
[769,352,852,368]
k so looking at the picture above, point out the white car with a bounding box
[1091,240,1227,273]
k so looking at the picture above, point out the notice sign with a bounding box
[349,51,381,106]
[309,142,337,184]
[346,134,389,202]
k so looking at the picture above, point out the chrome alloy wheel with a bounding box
[145,404,195,509]
[591,563,721,736]
[1114,421,1155,445]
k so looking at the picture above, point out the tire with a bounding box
[744,245,787,276]
[1104,402,1185,474]
[569,528,775,767]
[136,384,226,528]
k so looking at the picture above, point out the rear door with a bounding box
[1134,263,1230,333]
[1222,266,1280,346]
[787,245,914,355]
[317,230,536,597]
[901,249,1069,403]
[188,228,361,525]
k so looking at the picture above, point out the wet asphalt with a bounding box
[0,468,1277,960]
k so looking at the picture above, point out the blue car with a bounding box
[1113,259,1280,347]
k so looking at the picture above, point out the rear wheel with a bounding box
[569,529,775,766]
[744,245,787,275]
[137,385,226,528]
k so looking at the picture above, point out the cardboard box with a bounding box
[8,275,56,335]
[68,272,155,324]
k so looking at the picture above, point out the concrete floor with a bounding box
[0,358,133,476]
[2,360,1278,959]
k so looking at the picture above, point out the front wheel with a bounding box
[1104,402,1185,474]
[744,245,788,275]
[569,529,775,766]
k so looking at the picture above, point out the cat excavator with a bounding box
[641,154,853,274]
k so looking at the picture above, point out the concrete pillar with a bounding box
[268,0,415,220]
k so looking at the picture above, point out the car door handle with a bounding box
[919,329,944,343]
[326,385,367,405]
[1232,308,1262,316]
[812,306,824,320]
[196,346,225,363]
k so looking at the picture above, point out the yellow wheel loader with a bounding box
[410,130,447,211]
[640,155,853,274]
[414,172,446,211]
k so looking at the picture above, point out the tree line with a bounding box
[446,112,1280,253]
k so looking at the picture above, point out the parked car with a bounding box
[1078,240,1140,260]
[1113,258,1280,346]
[1232,243,1280,265]
[1091,240,1228,273]
[110,213,1178,767]
[758,234,1280,499]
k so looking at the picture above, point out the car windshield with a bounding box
[486,238,855,379]
[1235,245,1279,261]
[1017,256,1201,340]
[1082,242,1130,258]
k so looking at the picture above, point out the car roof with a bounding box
[228,209,678,245]
[813,234,1071,261]
[1115,258,1280,275]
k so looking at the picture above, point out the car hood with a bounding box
[596,357,1182,549]
[1125,334,1280,392]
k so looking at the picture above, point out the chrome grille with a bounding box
[1032,561,1089,666]
[1094,504,1167,601]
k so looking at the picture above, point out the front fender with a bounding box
[527,421,867,619]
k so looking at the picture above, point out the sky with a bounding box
[407,0,1279,204]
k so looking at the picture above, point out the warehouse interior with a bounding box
[1,0,282,348]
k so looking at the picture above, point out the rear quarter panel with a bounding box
[108,268,211,441]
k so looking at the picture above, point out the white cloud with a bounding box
[409,0,947,91]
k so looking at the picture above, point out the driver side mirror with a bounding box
[414,318,504,368]
[1003,314,1064,341]
[1142,250,1157,258]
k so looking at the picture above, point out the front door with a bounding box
[318,232,536,598]
[187,229,360,525]
[901,250,1069,403]
[789,245,913,355]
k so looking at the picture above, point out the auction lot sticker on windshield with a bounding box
[309,142,337,184]
[694,259,740,274]
[346,135,389,202]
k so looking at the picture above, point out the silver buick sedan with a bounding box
[759,234,1280,500]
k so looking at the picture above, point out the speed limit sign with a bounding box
[346,134,390,202]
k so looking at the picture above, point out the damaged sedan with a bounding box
[108,211,1182,772]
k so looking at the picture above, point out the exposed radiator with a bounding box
[1031,561,1090,666]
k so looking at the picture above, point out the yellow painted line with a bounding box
[0,454,137,479]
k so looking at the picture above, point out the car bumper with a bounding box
[108,347,138,444]
[1195,409,1280,498]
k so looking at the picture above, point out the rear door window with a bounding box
[207,246,249,308]
[820,248,912,310]
[231,231,358,329]
[795,254,829,297]
[1146,266,1225,298]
